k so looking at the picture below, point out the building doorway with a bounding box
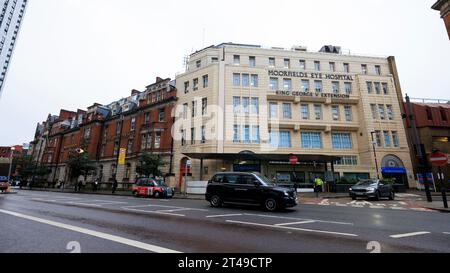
[179,157,191,190]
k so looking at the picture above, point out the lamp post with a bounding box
[370,132,380,179]
[7,146,16,183]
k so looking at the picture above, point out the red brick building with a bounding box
[432,0,450,39]
[403,100,450,188]
[31,77,177,189]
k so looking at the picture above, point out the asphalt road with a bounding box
[0,190,449,253]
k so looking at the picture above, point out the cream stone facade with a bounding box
[173,43,415,191]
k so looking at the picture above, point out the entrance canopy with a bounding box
[182,152,340,163]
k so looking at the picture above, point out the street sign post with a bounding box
[289,154,298,166]
[430,152,449,208]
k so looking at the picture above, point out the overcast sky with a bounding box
[0,0,448,146]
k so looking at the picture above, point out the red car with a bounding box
[132,178,173,198]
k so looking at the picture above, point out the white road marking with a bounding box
[243,213,353,225]
[121,207,185,217]
[0,209,181,253]
[444,232,450,235]
[156,208,192,213]
[390,231,431,239]
[206,213,243,218]
[275,220,316,226]
[226,220,358,237]
[122,204,208,212]
[390,207,407,210]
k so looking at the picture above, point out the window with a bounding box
[203,75,209,88]
[184,81,189,94]
[196,60,201,68]
[301,80,310,92]
[125,163,131,179]
[233,73,241,86]
[251,97,259,114]
[314,105,322,120]
[252,125,260,144]
[192,101,197,117]
[249,56,256,67]
[329,62,336,72]
[269,102,278,118]
[314,61,321,71]
[392,131,399,147]
[335,156,358,166]
[440,108,448,121]
[147,132,152,148]
[386,105,393,120]
[144,112,150,123]
[361,64,367,74]
[382,83,388,95]
[183,103,188,119]
[367,82,373,93]
[191,128,195,145]
[375,131,382,147]
[384,131,391,147]
[371,104,378,119]
[374,82,381,94]
[344,106,353,121]
[84,127,91,139]
[299,60,306,70]
[233,125,240,143]
[343,63,350,73]
[202,98,208,115]
[332,133,352,149]
[269,57,275,67]
[314,80,322,92]
[283,78,292,90]
[211,57,218,63]
[332,81,340,93]
[331,105,340,121]
[243,125,250,144]
[130,118,136,131]
[141,134,147,150]
[279,131,291,148]
[201,126,206,143]
[250,74,258,87]
[242,97,250,114]
[282,103,292,119]
[378,104,385,120]
[116,121,121,135]
[233,55,240,65]
[181,129,186,146]
[269,77,278,90]
[113,141,119,156]
[301,104,309,120]
[426,107,433,120]
[344,82,352,94]
[192,78,198,91]
[158,108,165,122]
[233,96,241,114]
[284,58,290,69]
[301,132,322,149]
[242,74,250,87]
[375,65,381,75]
[127,139,133,154]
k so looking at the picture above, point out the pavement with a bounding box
[0,189,449,253]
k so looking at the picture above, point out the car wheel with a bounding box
[374,191,380,201]
[264,198,278,212]
[153,191,161,198]
[132,191,138,197]
[351,196,356,200]
[210,195,222,208]
[389,191,395,200]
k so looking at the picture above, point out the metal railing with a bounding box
[409,98,450,104]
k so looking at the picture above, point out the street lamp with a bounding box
[370,132,380,180]
[7,146,16,183]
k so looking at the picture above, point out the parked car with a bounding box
[349,179,395,201]
[205,172,298,211]
[132,178,173,198]
[0,181,10,193]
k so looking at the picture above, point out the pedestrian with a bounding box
[314,176,323,198]
[60,180,65,192]
[78,180,83,192]
[112,176,118,194]
[93,178,99,192]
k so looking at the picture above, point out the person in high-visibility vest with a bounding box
[314,177,323,197]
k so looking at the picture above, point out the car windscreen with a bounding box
[154,180,166,186]
[355,181,378,187]
[257,174,276,187]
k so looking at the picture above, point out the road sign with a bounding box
[289,154,298,165]
[430,152,448,166]
[118,148,126,165]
